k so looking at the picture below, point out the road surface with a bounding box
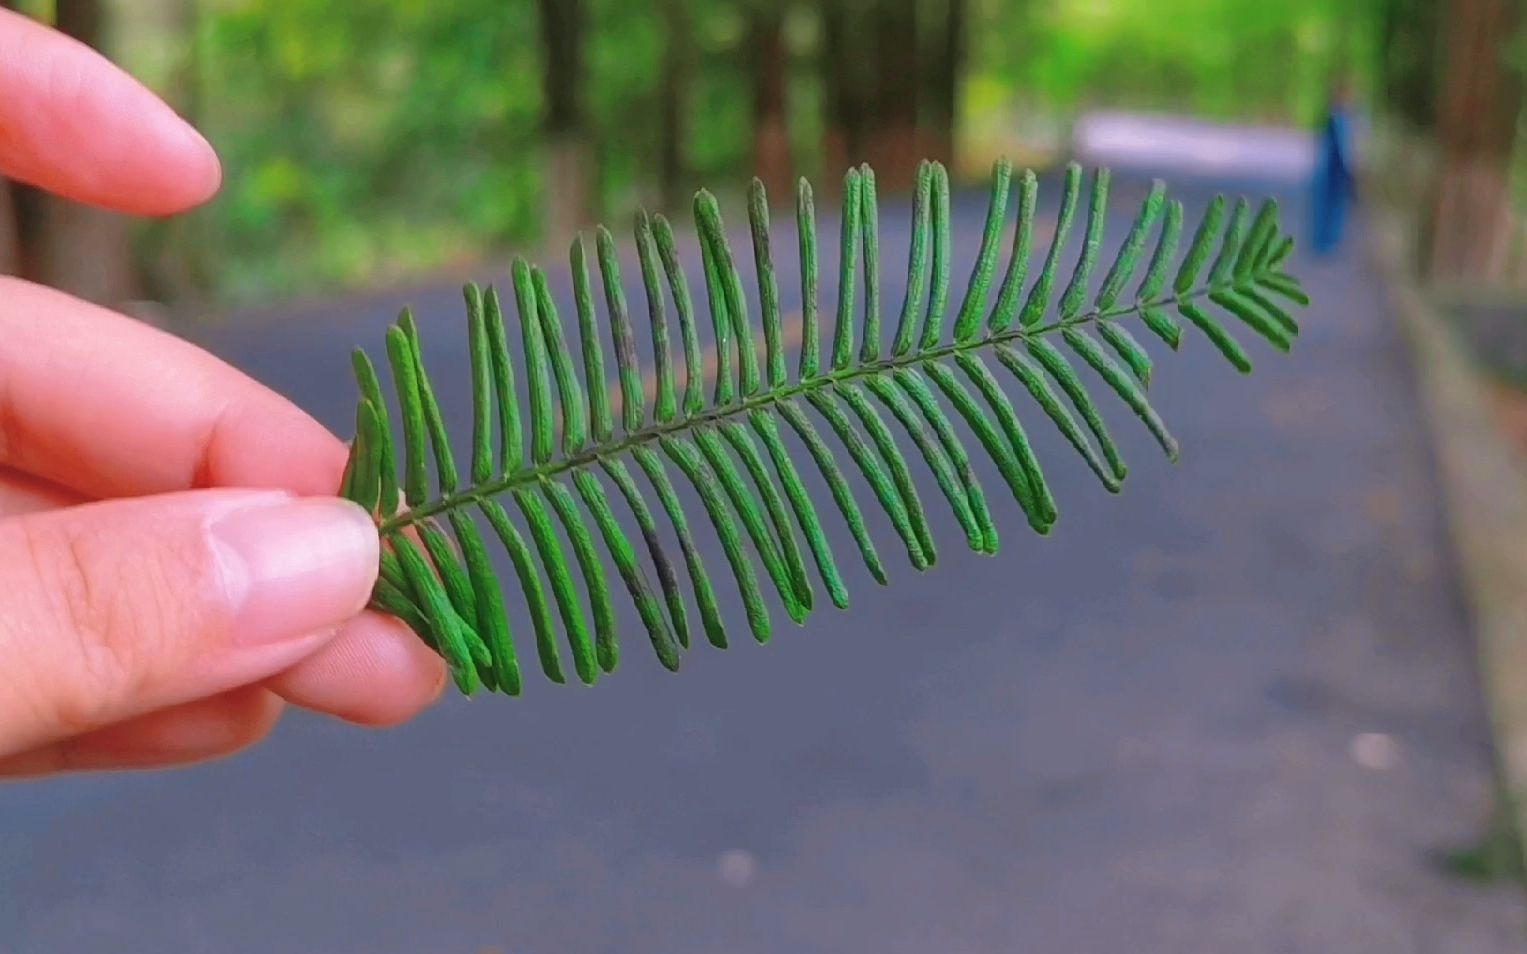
[1,158,1523,952]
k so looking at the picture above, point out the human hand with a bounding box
[0,9,444,777]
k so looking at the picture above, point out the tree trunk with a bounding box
[538,0,593,238]
[926,0,964,166]
[1377,0,1441,132]
[821,0,869,176]
[138,0,212,307]
[864,0,921,190]
[749,7,793,197]
[26,0,140,304]
[1426,0,1523,282]
[657,0,690,209]
[0,182,18,277]
[0,0,21,276]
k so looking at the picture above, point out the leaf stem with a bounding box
[377,276,1257,534]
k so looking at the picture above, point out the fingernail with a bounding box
[209,498,379,647]
[179,122,223,202]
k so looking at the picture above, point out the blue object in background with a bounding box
[1311,99,1357,256]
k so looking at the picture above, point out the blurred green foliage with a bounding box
[148,0,1372,299]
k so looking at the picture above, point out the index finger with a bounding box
[0,277,348,500]
[0,8,220,215]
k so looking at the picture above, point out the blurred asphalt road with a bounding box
[2,144,1525,952]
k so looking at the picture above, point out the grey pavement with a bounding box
[1,168,1523,953]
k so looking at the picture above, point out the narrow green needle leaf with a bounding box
[512,260,556,465]
[1057,167,1109,320]
[1241,286,1300,337]
[697,212,736,406]
[1175,195,1226,294]
[1020,162,1082,327]
[1063,328,1178,460]
[1098,322,1154,387]
[891,161,932,357]
[631,446,728,648]
[1141,307,1182,349]
[597,226,646,433]
[696,190,759,396]
[837,383,936,563]
[953,158,1012,343]
[660,436,772,643]
[988,168,1038,333]
[653,214,707,416]
[1178,299,1252,372]
[447,510,521,695]
[748,179,788,388]
[924,362,1048,534]
[993,343,1119,492]
[399,310,459,495]
[1096,180,1165,311]
[695,427,807,623]
[797,177,821,380]
[532,266,588,453]
[919,161,953,350]
[542,478,618,674]
[858,164,883,363]
[1237,199,1280,279]
[865,374,984,553]
[803,392,928,570]
[573,470,681,672]
[1265,273,1311,306]
[1137,200,1183,303]
[635,210,679,424]
[748,408,850,609]
[570,237,614,443]
[602,457,694,649]
[464,284,496,484]
[418,521,483,661]
[514,487,599,685]
[1209,290,1292,351]
[950,355,1057,526]
[393,535,479,694]
[1026,338,1127,482]
[480,499,566,683]
[371,578,432,649]
[482,286,523,474]
[384,324,430,506]
[721,421,814,612]
[832,168,862,371]
[776,399,888,584]
[1208,197,1250,286]
[892,369,999,552]
[351,350,399,516]
[349,399,382,514]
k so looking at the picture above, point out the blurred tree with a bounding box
[0,0,18,278]
[4,0,138,304]
[1426,0,1522,281]
[865,0,921,189]
[658,0,692,207]
[1375,0,1439,131]
[539,0,593,237]
[749,3,794,195]
[821,0,870,175]
[925,0,966,166]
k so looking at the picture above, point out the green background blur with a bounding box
[0,0,1435,304]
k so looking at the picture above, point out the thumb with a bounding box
[0,489,378,756]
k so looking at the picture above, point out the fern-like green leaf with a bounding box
[339,160,1313,695]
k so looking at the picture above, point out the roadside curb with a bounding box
[1369,211,1527,853]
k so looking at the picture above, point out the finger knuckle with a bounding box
[19,519,212,734]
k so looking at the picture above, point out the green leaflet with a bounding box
[952,158,1012,343]
[344,160,1311,696]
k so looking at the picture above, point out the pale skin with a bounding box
[0,8,446,778]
